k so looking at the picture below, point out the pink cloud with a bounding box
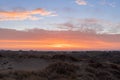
[75,0,87,5]
[0,8,55,21]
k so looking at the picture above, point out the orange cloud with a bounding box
[0,28,120,50]
[75,0,87,5]
[0,8,55,21]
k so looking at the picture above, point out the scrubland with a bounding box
[0,51,120,80]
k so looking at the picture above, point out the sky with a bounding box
[0,0,120,50]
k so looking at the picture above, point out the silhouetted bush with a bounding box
[95,72,112,80]
[40,61,80,80]
[110,70,120,79]
[0,54,3,57]
[0,74,4,79]
[39,55,51,59]
[51,54,79,62]
[45,61,79,75]
[109,63,120,71]
[88,62,106,69]
[85,67,96,74]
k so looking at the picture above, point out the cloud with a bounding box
[101,0,116,7]
[55,18,120,34]
[0,8,56,21]
[75,0,116,7]
[75,0,87,5]
[0,28,120,50]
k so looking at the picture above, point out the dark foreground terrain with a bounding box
[0,50,120,80]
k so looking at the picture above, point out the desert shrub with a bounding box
[0,71,45,80]
[110,70,120,79]
[41,61,80,80]
[87,73,95,78]
[0,73,14,80]
[88,58,99,63]
[23,75,48,80]
[51,54,79,62]
[0,74,4,79]
[8,67,13,70]
[0,54,3,57]
[45,61,79,75]
[85,67,96,74]
[18,55,34,59]
[95,71,109,76]
[109,63,120,71]
[88,62,106,69]
[18,55,28,58]
[39,55,51,59]
[10,71,34,80]
[78,75,95,80]
[95,71,112,80]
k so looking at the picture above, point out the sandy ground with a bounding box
[0,58,51,71]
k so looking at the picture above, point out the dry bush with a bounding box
[0,71,39,80]
[0,73,5,79]
[85,67,114,80]
[85,67,97,74]
[88,62,106,69]
[41,61,80,80]
[109,63,120,71]
[110,70,120,79]
[95,71,113,80]
[18,54,39,59]
[51,54,79,62]
[45,61,79,74]
[0,54,3,57]
[39,55,51,60]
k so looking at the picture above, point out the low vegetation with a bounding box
[0,51,120,80]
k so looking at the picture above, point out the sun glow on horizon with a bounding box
[50,43,73,48]
[0,39,120,50]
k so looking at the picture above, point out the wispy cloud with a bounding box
[101,0,116,7]
[55,18,120,34]
[75,0,87,5]
[0,8,56,21]
[75,0,116,7]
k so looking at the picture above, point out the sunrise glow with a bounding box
[0,0,120,50]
